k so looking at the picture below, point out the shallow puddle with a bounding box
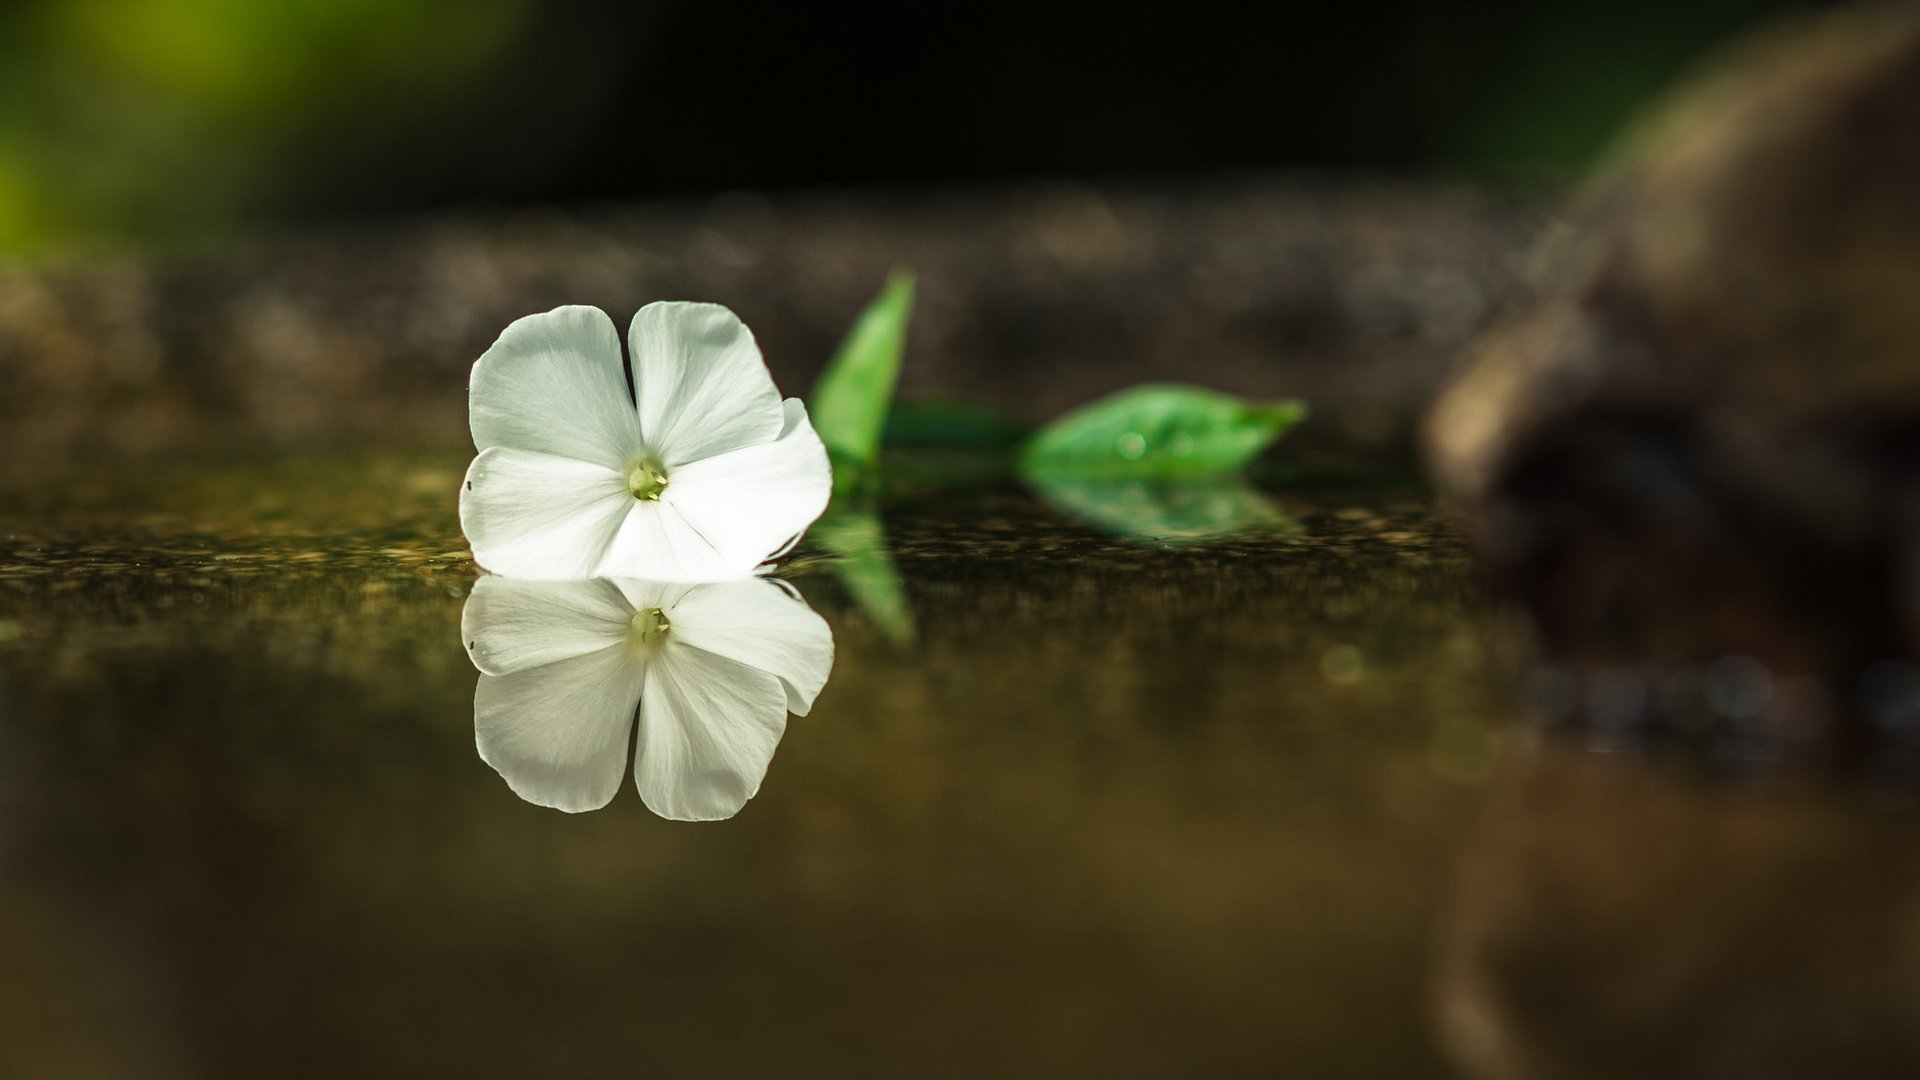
[5,450,1913,1077]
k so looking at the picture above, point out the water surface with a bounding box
[0,448,1769,1077]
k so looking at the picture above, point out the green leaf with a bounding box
[1027,476,1299,548]
[809,272,916,476]
[1017,384,1307,479]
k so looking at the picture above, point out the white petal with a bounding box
[594,500,751,583]
[460,447,632,580]
[470,305,643,469]
[607,578,699,613]
[460,577,634,676]
[670,578,835,716]
[628,302,785,467]
[474,644,647,813]
[634,643,789,821]
[661,398,832,573]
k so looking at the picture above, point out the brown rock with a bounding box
[1427,4,1920,753]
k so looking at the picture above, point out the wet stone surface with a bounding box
[5,450,1920,1078]
[0,449,1501,1078]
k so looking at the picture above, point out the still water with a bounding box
[4,451,1916,1078]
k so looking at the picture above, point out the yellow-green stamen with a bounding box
[627,461,669,501]
[629,606,671,648]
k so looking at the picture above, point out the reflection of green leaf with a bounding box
[1028,476,1298,547]
[809,503,915,647]
[1018,384,1306,479]
[809,272,916,480]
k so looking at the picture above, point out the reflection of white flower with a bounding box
[460,302,832,583]
[461,574,834,820]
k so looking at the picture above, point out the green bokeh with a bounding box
[0,0,526,250]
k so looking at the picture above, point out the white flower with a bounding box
[462,574,834,820]
[460,302,832,582]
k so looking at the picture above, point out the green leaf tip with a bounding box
[809,271,916,473]
[1017,383,1307,479]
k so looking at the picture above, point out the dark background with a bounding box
[0,0,1834,253]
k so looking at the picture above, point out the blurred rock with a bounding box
[0,179,1537,469]
[1428,5,1920,757]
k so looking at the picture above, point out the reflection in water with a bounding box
[1435,745,1920,1080]
[809,502,915,647]
[460,574,833,820]
[1028,476,1297,546]
[0,450,1515,1075]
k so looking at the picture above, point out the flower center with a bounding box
[629,606,671,648]
[626,459,669,501]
